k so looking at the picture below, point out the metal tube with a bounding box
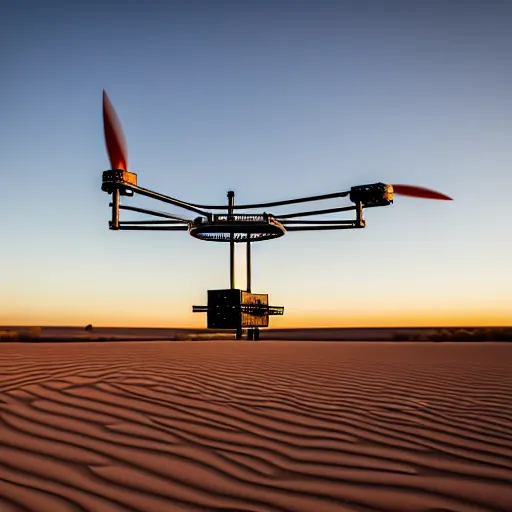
[285,224,358,231]
[117,225,188,231]
[230,238,235,289]
[276,205,356,220]
[118,220,187,225]
[125,184,210,216]
[246,234,251,292]
[208,189,350,210]
[111,189,120,229]
[356,201,365,227]
[281,219,357,225]
[115,204,192,223]
[121,183,350,211]
[228,191,235,289]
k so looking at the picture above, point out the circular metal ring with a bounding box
[189,215,286,242]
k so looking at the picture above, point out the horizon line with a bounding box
[2,324,511,330]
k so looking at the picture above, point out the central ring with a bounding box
[189,214,286,242]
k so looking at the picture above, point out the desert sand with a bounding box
[0,340,511,512]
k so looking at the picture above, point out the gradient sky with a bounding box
[1,0,511,328]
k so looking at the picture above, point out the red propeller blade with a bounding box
[103,90,128,171]
[392,184,452,201]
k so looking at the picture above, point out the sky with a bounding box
[1,0,511,328]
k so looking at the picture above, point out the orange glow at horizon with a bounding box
[2,308,510,329]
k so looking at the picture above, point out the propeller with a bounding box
[103,90,128,171]
[392,184,452,201]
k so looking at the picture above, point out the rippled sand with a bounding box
[1,341,511,511]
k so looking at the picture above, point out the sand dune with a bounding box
[0,341,511,511]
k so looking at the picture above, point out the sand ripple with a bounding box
[0,341,511,511]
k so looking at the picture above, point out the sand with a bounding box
[0,340,511,512]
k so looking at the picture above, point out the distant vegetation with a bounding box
[392,333,422,341]
[2,326,511,343]
[428,327,512,342]
[0,327,230,342]
[393,327,512,342]
[0,327,42,341]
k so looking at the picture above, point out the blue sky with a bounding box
[1,0,511,327]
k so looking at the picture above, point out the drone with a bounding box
[101,90,452,340]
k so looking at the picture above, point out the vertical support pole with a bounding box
[111,189,120,230]
[227,191,235,289]
[356,201,365,228]
[246,234,251,292]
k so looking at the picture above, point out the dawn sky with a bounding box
[1,0,511,328]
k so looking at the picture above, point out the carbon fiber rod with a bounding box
[284,224,358,231]
[281,219,356,225]
[119,220,188,225]
[115,225,189,231]
[213,190,351,210]
[124,184,210,216]
[114,203,192,223]
[123,183,351,211]
[276,205,356,219]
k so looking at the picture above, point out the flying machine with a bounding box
[101,90,452,340]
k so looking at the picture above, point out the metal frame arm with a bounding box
[284,224,359,231]
[122,182,351,212]
[280,219,356,225]
[108,184,367,235]
[124,184,210,216]
[110,190,363,233]
[107,175,379,236]
[118,220,187,225]
[115,203,192,224]
[276,205,356,220]
[113,225,189,231]
[205,190,351,210]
